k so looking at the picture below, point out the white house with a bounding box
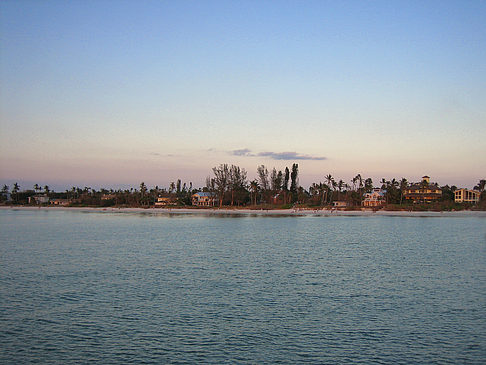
[332,201,348,208]
[28,195,49,204]
[362,188,386,207]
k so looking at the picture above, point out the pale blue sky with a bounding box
[1,0,485,190]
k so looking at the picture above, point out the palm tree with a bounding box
[474,179,486,192]
[331,179,337,202]
[337,180,344,200]
[44,185,50,196]
[1,184,9,201]
[250,180,259,206]
[355,174,364,205]
[325,174,334,204]
[140,182,147,206]
[12,183,19,203]
[364,178,373,193]
[399,178,408,205]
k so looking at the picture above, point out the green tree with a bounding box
[12,183,20,203]
[309,182,327,206]
[229,165,248,206]
[257,165,269,191]
[250,180,259,206]
[440,185,455,202]
[290,163,299,202]
[140,182,147,206]
[283,168,290,191]
[257,165,269,203]
[474,179,486,192]
[382,178,400,204]
[399,178,408,205]
[283,167,290,203]
[1,184,9,202]
[270,168,280,192]
[212,164,230,207]
[325,174,334,204]
[364,178,373,193]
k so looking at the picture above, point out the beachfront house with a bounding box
[271,193,285,205]
[403,176,442,203]
[155,196,177,207]
[101,194,116,200]
[192,192,217,207]
[332,201,348,208]
[28,195,50,204]
[50,199,70,206]
[454,189,481,203]
[362,188,386,207]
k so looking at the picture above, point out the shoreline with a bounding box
[1,206,486,217]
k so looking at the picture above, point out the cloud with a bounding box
[231,148,254,156]
[228,148,326,160]
[149,152,175,157]
[257,151,326,161]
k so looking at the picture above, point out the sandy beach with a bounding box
[2,206,486,217]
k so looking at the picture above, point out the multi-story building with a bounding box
[192,192,217,206]
[362,188,386,207]
[454,189,481,203]
[403,176,442,203]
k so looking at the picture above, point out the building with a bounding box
[28,195,49,204]
[271,193,285,205]
[50,199,70,206]
[101,194,116,200]
[454,189,481,203]
[155,196,177,207]
[403,176,442,203]
[192,192,217,207]
[332,201,348,208]
[362,188,386,207]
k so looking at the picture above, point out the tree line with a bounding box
[1,169,485,209]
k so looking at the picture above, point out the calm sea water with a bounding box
[0,209,485,364]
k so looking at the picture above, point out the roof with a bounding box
[455,188,480,193]
[193,192,215,197]
[365,190,385,197]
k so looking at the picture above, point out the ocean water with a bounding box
[0,209,485,364]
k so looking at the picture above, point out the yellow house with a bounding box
[192,192,217,206]
[454,189,480,203]
[403,176,442,203]
[50,199,70,206]
[155,196,177,207]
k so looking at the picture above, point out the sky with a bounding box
[1,0,485,191]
